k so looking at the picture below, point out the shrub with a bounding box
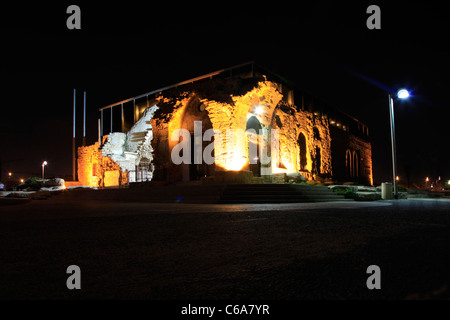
[333,187,356,199]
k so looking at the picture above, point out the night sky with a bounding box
[1,1,449,186]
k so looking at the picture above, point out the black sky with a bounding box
[1,1,449,185]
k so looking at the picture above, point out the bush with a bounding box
[25,177,40,186]
[333,187,356,199]
[23,177,43,191]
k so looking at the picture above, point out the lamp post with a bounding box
[388,89,409,199]
[42,161,48,179]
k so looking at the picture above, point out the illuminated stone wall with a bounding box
[148,77,371,184]
[203,80,283,171]
[77,141,129,188]
[348,135,373,186]
[79,75,373,186]
[77,142,101,187]
[329,125,373,185]
[272,105,332,180]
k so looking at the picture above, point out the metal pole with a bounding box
[73,89,76,181]
[101,110,103,138]
[98,119,101,145]
[42,164,44,179]
[389,94,398,199]
[121,103,124,132]
[83,91,86,146]
[110,106,113,133]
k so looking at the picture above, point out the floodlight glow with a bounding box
[397,89,410,99]
[42,161,48,166]
[254,106,264,115]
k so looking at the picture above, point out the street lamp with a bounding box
[42,161,48,179]
[389,89,410,199]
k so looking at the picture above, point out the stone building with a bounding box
[77,62,373,187]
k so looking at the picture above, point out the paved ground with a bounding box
[1,195,450,300]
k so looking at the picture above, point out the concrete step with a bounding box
[58,183,350,204]
[219,197,352,204]
[219,184,349,204]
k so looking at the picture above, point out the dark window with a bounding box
[313,127,321,140]
[298,133,307,171]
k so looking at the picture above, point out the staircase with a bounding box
[219,184,350,204]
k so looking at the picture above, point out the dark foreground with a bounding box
[1,194,450,302]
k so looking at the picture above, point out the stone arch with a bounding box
[297,132,308,171]
[246,116,262,176]
[179,95,215,181]
[246,115,263,133]
[180,96,213,134]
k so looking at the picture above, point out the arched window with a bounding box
[346,149,352,177]
[313,127,321,140]
[352,151,359,178]
[245,116,262,134]
[346,149,359,178]
[297,133,307,171]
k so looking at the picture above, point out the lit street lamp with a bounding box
[42,161,48,179]
[389,89,410,199]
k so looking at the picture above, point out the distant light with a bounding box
[426,177,429,182]
[8,172,12,177]
[397,89,410,99]
[254,106,264,115]
[396,176,399,181]
[42,161,48,166]
[20,179,24,183]
[448,180,450,185]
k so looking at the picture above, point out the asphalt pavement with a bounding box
[1,197,450,301]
